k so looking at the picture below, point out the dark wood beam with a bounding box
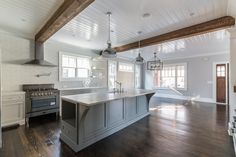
[114,16,235,52]
[35,0,94,43]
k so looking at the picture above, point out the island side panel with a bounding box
[61,99,79,147]
[61,94,152,152]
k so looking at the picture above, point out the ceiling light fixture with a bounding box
[147,52,163,71]
[135,31,145,64]
[142,13,151,18]
[101,12,116,58]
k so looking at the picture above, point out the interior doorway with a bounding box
[215,63,229,104]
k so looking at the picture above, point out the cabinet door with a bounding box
[125,97,137,121]
[2,103,23,126]
[137,96,148,115]
[83,103,106,140]
[107,99,124,127]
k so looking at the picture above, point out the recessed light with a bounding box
[137,31,142,35]
[21,18,26,22]
[190,12,195,17]
[142,13,151,18]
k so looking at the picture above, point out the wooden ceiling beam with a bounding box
[35,0,94,43]
[114,16,235,52]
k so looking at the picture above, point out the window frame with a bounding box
[155,63,187,90]
[59,51,91,81]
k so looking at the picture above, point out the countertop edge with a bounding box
[61,90,156,106]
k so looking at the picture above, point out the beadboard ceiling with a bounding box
[117,29,229,60]
[0,0,230,59]
[0,0,63,38]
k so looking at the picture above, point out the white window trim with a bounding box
[59,51,91,82]
[156,62,187,91]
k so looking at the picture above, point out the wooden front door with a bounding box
[216,64,226,103]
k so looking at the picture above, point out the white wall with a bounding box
[0,32,137,92]
[0,32,108,91]
[229,29,236,122]
[227,0,236,122]
[144,53,229,102]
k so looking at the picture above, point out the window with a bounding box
[154,63,187,90]
[217,65,226,77]
[135,64,142,89]
[118,62,134,72]
[108,60,117,89]
[60,52,91,81]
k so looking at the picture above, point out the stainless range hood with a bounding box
[24,42,57,67]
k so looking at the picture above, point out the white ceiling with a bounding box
[117,29,229,60]
[51,0,229,49]
[0,0,63,38]
[0,0,231,60]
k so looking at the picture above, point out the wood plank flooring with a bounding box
[0,97,234,157]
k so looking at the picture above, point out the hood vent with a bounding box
[24,42,57,67]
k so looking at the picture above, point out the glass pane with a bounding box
[62,55,69,67]
[221,66,225,72]
[62,55,76,67]
[181,70,184,77]
[108,61,117,89]
[162,77,175,88]
[119,62,134,72]
[177,77,185,88]
[63,68,76,78]
[77,69,89,78]
[217,71,221,77]
[77,58,90,68]
[68,57,76,67]
[135,65,141,88]
[217,66,221,72]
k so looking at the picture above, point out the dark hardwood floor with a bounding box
[0,97,234,157]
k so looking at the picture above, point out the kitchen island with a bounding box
[60,89,155,152]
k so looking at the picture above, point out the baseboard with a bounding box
[1,119,25,127]
[154,94,216,104]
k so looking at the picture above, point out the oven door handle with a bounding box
[31,96,56,100]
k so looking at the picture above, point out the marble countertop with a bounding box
[59,86,107,91]
[61,89,156,106]
[2,91,25,95]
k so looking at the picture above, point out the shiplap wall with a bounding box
[0,32,106,91]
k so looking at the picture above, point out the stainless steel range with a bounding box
[23,84,59,126]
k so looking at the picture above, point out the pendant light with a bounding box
[101,12,116,58]
[135,31,145,64]
[147,52,163,70]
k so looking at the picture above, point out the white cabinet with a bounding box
[1,92,25,127]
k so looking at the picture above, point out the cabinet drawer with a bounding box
[3,94,24,102]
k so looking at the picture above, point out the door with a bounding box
[216,64,227,103]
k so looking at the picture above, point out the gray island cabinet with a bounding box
[60,89,155,152]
